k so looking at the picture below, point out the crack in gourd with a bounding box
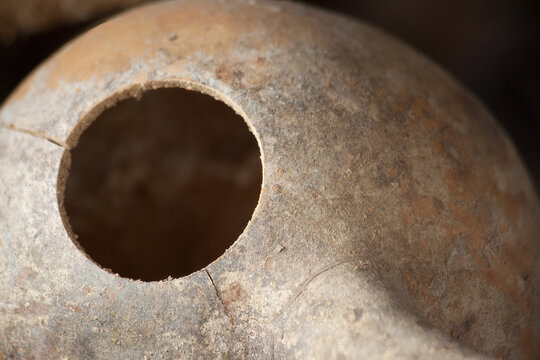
[0,124,67,148]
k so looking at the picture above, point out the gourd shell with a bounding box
[0,0,538,358]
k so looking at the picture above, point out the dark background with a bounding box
[1,0,539,189]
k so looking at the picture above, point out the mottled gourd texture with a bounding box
[0,0,538,359]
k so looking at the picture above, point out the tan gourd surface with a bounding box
[0,0,538,358]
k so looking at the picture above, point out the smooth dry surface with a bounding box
[0,0,538,359]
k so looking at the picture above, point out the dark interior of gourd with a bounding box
[63,88,262,281]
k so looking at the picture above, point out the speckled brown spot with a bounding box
[103,288,116,302]
[343,308,363,323]
[265,257,275,270]
[15,267,32,285]
[13,301,50,316]
[67,304,83,313]
[221,281,246,313]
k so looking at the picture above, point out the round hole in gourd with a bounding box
[61,87,262,282]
